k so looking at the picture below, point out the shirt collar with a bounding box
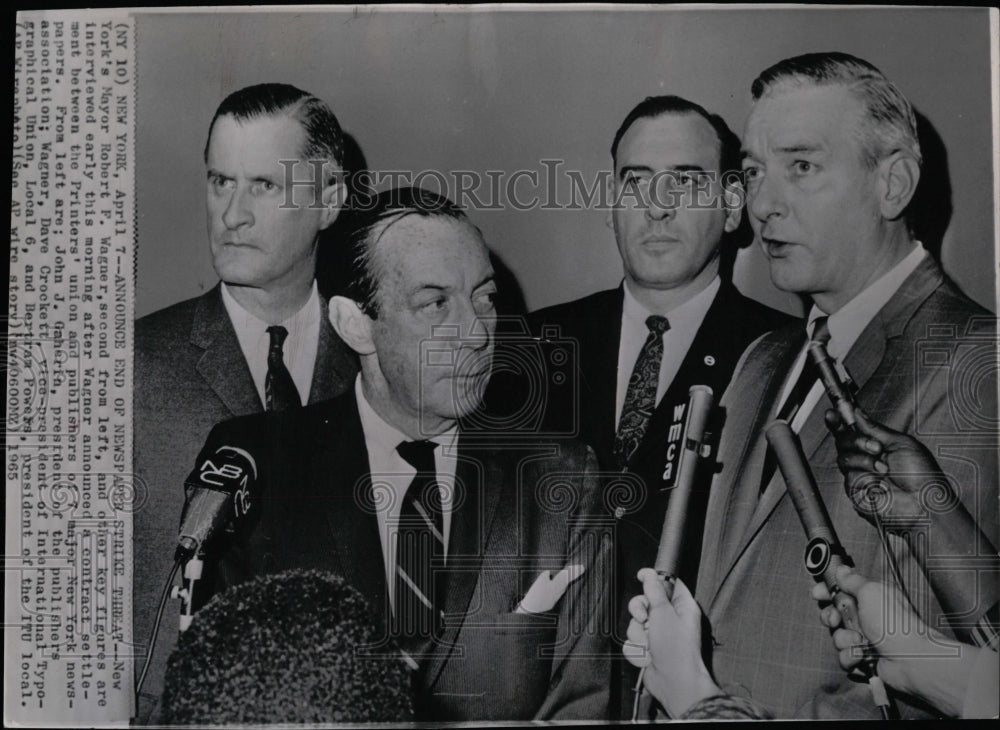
[220,279,321,335]
[807,242,926,359]
[354,376,459,456]
[621,275,721,330]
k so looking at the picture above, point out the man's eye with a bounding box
[792,161,815,175]
[253,180,277,194]
[420,298,447,313]
[742,166,761,182]
[209,175,234,191]
[474,291,497,313]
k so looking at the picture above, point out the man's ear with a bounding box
[329,296,375,356]
[721,177,745,233]
[877,151,920,221]
[319,170,346,231]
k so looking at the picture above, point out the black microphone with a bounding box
[176,444,258,561]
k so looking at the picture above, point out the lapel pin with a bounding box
[704,355,716,366]
[614,506,626,520]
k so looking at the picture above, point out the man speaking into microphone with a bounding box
[184,187,614,722]
[688,52,998,718]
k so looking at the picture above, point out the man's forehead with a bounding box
[744,83,862,154]
[376,215,488,274]
[616,112,722,170]
[206,113,307,167]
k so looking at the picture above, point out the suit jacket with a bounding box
[528,282,793,593]
[696,257,998,718]
[195,390,614,722]
[132,284,357,722]
[524,282,793,719]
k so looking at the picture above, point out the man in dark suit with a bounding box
[685,52,998,718]
[133,84,357,721]
[522,95,792,715]
[190,188,613,721]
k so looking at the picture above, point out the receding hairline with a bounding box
[614,109,726,171]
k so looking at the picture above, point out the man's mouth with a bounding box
[642,236,681,248]
[762,236,795,257]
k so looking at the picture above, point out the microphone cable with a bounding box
[135,557,183,697]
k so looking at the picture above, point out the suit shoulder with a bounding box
[205,394,352,444]
[925,277,994,325]
[727,287,800,334]
[529,289,620,327]
[135,293,207,346]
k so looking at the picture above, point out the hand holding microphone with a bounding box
[765,420,893,718]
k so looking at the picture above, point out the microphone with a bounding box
[654,385,714,582]
[176,445,258,561]
[765,420,893,719]
[808,341,857,428]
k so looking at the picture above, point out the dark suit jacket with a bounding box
[132,284,357,722]
[696,257,998,718]
[523,282,793,719]
[528,282,793,594]
[194,391,614,722]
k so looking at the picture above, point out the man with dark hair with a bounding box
[686,52,998,718]
[189,187,613,722]
[133,83,358,721]
[162,569,414,723]
[521,94,792,716]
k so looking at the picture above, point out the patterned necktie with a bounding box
[758,317,831,497]
[614,315,671,468]
[393,440,444,662]
[265,325,301,411]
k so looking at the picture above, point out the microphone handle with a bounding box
[654,385,714,580]
[808,341,857,428]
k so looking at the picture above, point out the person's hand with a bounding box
[812,565,971,717]
[622,569,720,718]
[825,408,953,530]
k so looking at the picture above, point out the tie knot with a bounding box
[267,325,289,355]
[645,315,670,336]
[810,316,831,347]
[397,440,438,473]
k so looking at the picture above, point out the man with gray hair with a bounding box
[133,83,358,721]
[628,52,998,718]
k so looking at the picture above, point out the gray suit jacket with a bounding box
[696,257,998,718]
[132,284,357,722]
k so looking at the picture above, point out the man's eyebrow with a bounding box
[775,144,824,155]
[618,164,655,180]
[206,168,229,178]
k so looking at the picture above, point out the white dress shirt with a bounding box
[220,281,321,406]
[778,243,928,434]
[615,276,721,429]
[354,376,458,613]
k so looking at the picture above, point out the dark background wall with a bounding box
[135,7,996,318]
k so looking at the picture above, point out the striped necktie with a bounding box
[393,440,443,662]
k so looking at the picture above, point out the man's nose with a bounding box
[645,176,679,222]
[748,173,787,223]
[222,187,254,230]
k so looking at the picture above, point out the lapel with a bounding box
[191,285,263,415]
[707,258,946,604]
[422,436,504,689]
[582,288,624,452]
[307,295,358,404]
[311,394,388,630]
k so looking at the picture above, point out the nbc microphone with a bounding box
[654,385,714,582]
[176,445,258,561]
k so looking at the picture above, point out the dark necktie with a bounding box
[265,325,301,411]
[393,440,444,662]
[758,317,830,497]
[614,315,671,468]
